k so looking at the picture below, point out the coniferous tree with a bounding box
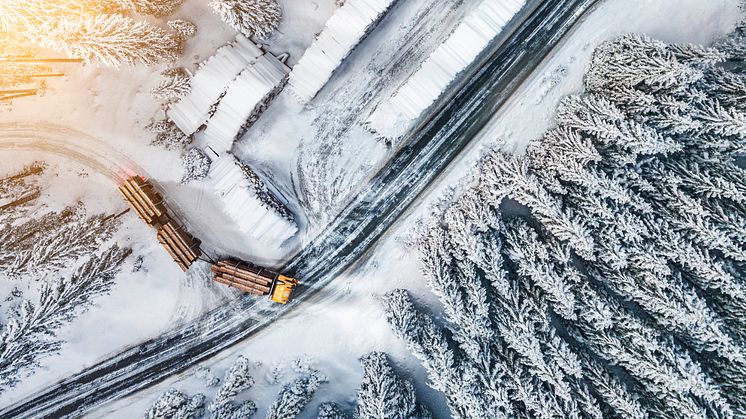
[265,370,326,419]
[209,0,282,39]
[38,14,179,66]
[0,245,131,391]
[209,355,254,413]
[145,388,205,419]
[355,352,430,419]
[318,402,348,419]
[0,0,181,66]
[148,118,190,150]
[181,148,211,184]
[152,67,192,101]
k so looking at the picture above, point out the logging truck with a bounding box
[118,176,299,304]
[211,259,299,304]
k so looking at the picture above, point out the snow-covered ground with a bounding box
[0,152,238,406]
[86,1,743,417]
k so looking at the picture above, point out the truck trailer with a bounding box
[118,176,299,304]
[118,176,201,271]
[211,259,299,304]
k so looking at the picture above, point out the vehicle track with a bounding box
[0,0,599,416]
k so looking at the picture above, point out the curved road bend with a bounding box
[0,0,599,417]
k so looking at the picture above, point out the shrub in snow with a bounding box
[0,245,131,391]
[384,31,746,418]
[356,352,430,419]
[148,118,191,150]
[145,388,205,419]
[266,369,326,419]
[194,366,220,388]
[209,0,282,39]
[181,148,211,184]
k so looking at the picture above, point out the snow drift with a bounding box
[287,0,398,103]
[210,154,298,246]
[365,0,526,141]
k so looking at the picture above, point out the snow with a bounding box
[200,49,290,155]
[210,153,298,246]
[366,0,526,141]
[168,36,269,136]
[287,0,399,103]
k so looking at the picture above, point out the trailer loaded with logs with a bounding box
[118,175,299,304]
[118,176,201,271]
[211,259,299,304]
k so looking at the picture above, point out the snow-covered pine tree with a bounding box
[38,14,179,66]
[503,219,732,417]
[0,245,131,391]
[383,289,512,419]
[209,355,254,412]
[265,369,326,419]
[1,1,182,67]
[209,400,257,419]
[148,118,191,150]
[318,402,348,419]
[355,352,430,419]
[145,388,205,419]
[1,205,122,279]
[115,0,184,17]
[152,67,192,101]
[168,19,197,42]
[209,0,282,39]
[181,148,211,184]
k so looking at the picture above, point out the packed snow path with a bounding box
[0,0,599,417]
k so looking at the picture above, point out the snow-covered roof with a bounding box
[202,54,290,154]
[210,154,298,246]
[365,0,526,141]
[167,36,266,136]
[287,0,398,104]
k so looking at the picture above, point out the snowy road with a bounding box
[0,122,146,182]
[0,0,598,416]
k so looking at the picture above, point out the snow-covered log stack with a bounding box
[287,0,398,103]
[167,36,268,136]
[203,54,290,154]
[210,154,297,245]
[365,0,525,141]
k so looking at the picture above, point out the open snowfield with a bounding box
[71,0,742,418]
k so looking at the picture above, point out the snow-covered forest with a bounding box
[383,27,746,418]
[0,162,130,393]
